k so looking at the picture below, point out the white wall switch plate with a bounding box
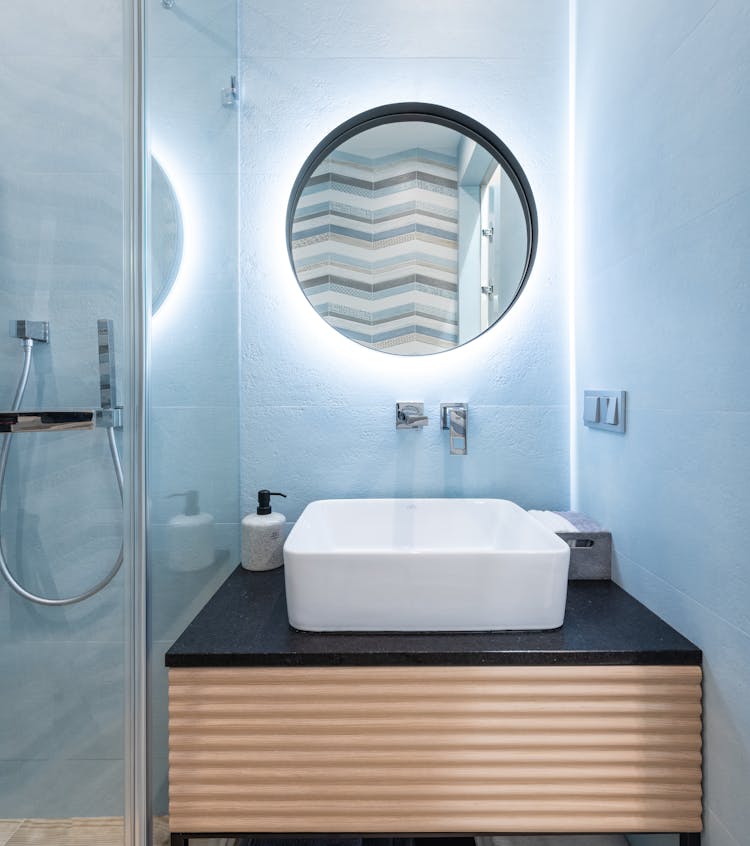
[583,390,626,433]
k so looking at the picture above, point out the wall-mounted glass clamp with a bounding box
[222,75,238,106]
[0,408,123,433]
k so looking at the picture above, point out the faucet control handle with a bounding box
[396,402,429,429]
[440,402,468,455]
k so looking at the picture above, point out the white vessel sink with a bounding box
[283,498,570,632]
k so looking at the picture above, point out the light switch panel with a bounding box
[583,394,600,423]
[605,395,618,425]
[584,390,626,433]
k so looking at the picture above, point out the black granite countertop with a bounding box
[165,566,700,667]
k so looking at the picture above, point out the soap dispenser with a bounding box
[242,490,287,571]
[166,490,215,571]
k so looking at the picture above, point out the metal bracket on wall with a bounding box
[222,75,238,107]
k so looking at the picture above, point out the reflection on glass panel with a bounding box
[145,0,241,831]
[150,158,183,314]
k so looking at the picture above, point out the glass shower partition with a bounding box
[0,2,141,843]
[144,0,240,834]
[0,1,239,840]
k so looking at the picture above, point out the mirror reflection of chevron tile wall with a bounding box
[292,148,459,354]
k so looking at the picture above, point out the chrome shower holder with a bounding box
[11,320,49,343]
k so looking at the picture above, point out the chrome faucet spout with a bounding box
[396,402,429,429]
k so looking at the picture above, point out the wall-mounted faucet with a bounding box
[441,403,468,455]
[396,402,428,429]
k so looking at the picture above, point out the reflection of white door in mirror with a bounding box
[479,166,499,331]
[287,104,536,356]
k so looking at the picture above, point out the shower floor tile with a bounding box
[0,822,22,846]
[4,817,123,846]
[0,818,235,846]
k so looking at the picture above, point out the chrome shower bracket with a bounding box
[97,408,123,429]
[11,320,49,343]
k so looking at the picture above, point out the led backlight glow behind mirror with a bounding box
[287,103,537,356]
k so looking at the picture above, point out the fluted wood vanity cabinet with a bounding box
[165,568,702,840]
[168,664,701,835]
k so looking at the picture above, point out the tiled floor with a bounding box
[0,821,629,846]
[0,818,234,846]
[0,822,21,846]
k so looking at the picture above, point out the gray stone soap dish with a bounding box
[554,511,612,580]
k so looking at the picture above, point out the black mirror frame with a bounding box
[286,102,538,354]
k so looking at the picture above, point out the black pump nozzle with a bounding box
[257,489,286,515]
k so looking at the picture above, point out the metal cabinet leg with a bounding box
[679,834,701,846]
[170,835,189,846]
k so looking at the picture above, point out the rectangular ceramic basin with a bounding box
[283,498,570,632]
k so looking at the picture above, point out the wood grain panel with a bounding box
[168,665,702,834]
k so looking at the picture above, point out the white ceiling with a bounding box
[339,121,463,158]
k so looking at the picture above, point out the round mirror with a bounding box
[150,157,183,313]
[287,103,537,356]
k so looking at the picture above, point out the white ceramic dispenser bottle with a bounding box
[242,489,287,571]
[166,490,215,571]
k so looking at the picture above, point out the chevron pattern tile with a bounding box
[292,148,459,354]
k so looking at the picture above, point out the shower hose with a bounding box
[0,338,124,605]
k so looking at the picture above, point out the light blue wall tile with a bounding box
[240,57,567,179]
[0,0,129,821]
[169,171,238,279]
[0,169,123,411]
[243,404,568,522]
[149,56,238,175]
[0,427,124,644]
[0,171,122,291]
[0,0,123,58]
[576,1,750,277]
[702,810,743,846]
[241,0,567,61]
[575,191,750,415]
[145,1,240,818]
[0,759,123,818]
[151,283,239,407]
[0,643,124,815]
[578,409,750,634]
[575,2,750,844]
[0,56,123,175]
[149,526,238,643]
[238,5,570,525]
[149,405,239,526]
[148,0,237,60]
[614,553,750,845]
